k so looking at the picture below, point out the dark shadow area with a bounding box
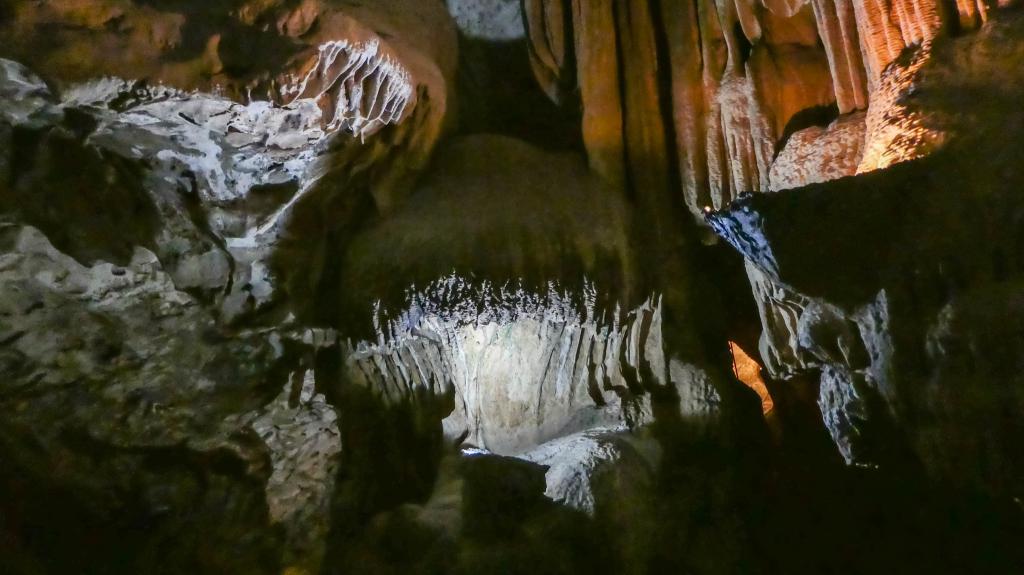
[453,35,582,151]
[274,133,640,340]
[1,122,160,266]
[0,438,284,575]
[775,103,840,156]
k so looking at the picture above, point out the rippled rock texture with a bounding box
[345,284,719,455]
[0,0,458,323]
[2,1,1024,574]
[525,0,1021,218]
[708,9,1024,496]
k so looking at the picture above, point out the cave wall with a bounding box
[520,0,1024,501]
[707,7,1024,496]
[525,0,1018,214]
[1,1,1024,573]
[330,134,723,455]
[0,0,461,329]
[0,3,459,571]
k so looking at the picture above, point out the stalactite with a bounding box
[615,0,675,221]
[698,0,733,208]
[524,0,569,103]
[851,0,908,84]
[812,0,869,112]
[571,0,627,192]
[526,0,1013,217]
[661,0,712,217]
[285,39,415,139]
[345,282,719,454]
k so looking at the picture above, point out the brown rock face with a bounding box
[812,0,868,113]
[0,0,457,209]
[526,0,1020,218]
[770,111,866,190]
[0,1,456,109]
[708,9,1024,495]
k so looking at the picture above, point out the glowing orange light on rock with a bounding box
[728,341,774,415]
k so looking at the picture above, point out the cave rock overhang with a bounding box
[344,274,720,457]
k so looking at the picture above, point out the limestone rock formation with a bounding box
[346,280,720,455]
[334,136,722,455]
[0,3,457,570]
[252,370,341,570]
[0,0,457,129]
[0,0,458,323]
[856,44,944,172]
[769,111,866,190]
[526,0,1021,218]
[447,0,525,40]
[3,1,1024,574]
[0,222,338,573]
[707,8,1024,494]
[520,429,656,515]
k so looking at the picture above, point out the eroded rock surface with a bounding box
[707,10,1024,494]
[0,0,457,130]
[520,429,657,515]
[335,136,722,455]
[0,223,281,572]
[347,280,720,455]
[3,2,1024,574]
[0,0,459,321]
[526,0,1021,219]
[0,2,458,570]
[769,111,865,190]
